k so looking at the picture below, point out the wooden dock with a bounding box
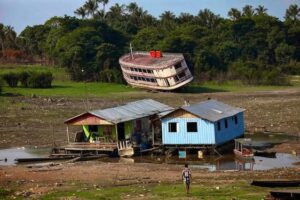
[52,142,118,156]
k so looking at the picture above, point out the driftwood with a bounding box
[26,162,59,168]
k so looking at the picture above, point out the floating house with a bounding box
[62,99,173,156]
[119,51,193,90]
[160,100,245,148]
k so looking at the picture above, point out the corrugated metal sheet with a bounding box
[162,117,216,145]
[181,100,245,122]
[88,99,173,124]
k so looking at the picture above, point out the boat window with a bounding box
[217,121,221,131]
[168,122,178,133]
[142,69,147,73]
[225,119,228,128]
[89,125,98,132]
[174,63,181,69]
[187,122,197,132]
[138,69,142,72]
[147,70,152,74]
[178,71,186,79]
[174,75,179,82]
[234,115,238,124]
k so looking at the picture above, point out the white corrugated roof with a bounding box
[161,100,245,122]
[66,99,174,124]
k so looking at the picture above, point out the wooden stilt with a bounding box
[67,125,70,144]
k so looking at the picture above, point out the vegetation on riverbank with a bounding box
[1,2,299,85]
[0,65,299,98]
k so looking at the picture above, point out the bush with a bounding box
[0,78,3,94]
[26,72,53,88]
[19,71,30,87]
[2,72,19,87]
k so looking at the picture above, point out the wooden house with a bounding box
[160,100,245,148]
[62,99,173,156]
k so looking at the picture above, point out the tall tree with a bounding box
[255,5,268,16]
[74,7,87,19]
[197,9,221,30]
[285,4,300,22]
[160,11,176,30]
[242,5,255,17]
[228,8,241,21]
[84,0,98,18]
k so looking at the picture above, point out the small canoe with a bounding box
[270,189,300,199]
[251,180,300,187]
[15,156,77,163]
[254,151,276,158]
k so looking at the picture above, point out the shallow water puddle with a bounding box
[0,147,51,165]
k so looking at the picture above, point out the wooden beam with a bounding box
[67,125,70,144]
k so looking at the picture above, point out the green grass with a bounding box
[0,65,299,98]
[2,81,137,97]
[39,182,278,200]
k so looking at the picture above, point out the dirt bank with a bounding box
[0,162,299,198]
[0,88,300,148]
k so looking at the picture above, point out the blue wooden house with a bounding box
[160,100,245,146]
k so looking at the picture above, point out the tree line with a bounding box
[0,1,300,85]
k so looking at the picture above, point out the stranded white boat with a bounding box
[119,51,193,90]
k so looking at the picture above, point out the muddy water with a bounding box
[0,133,299,171]
[0,147,51,165]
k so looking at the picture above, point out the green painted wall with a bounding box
[125,121,133,139]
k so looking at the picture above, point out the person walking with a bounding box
[182,164,192,194]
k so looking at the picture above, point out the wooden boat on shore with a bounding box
[119,51,193,90]
[251,180,300,187]
[254,150,276,158]
[234,138,254,160]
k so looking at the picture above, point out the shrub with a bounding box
[19,71,30,87]
[0,77,3,94]
[27,72,53,88]
[2,72,19,87]
[99,69,122,83]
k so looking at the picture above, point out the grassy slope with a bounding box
[1,182,286,200]
[0,65,299,98]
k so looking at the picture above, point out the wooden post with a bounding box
[115,124,119,148]
[66,125,70,144]
[152,123,155,146]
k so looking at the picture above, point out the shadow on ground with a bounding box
[176,85,228,93]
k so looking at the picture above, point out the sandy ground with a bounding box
[0,161,300,198]
[0,88,300,148]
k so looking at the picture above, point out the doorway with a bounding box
[117,123,125,140]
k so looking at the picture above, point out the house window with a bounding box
[217,121,221,131]
[225,119,228,128]
[187,122,197,132]
[234,115,238,124]
[89,125,98,132]
[168,122,177,133]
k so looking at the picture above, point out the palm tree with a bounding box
[228,8,241,20]
[97,0,109,14]
[74,7,87,19]
[160,11,176,30]
[0,24,5,52]
[4,26,16,47]
[197,9,220,30]
[178,13,194,24]
[255,5,268,16]
[84,0,98,18]
[242,5,254,17]
[285,4,300,21]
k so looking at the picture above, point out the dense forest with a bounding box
[0,1,300,85]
